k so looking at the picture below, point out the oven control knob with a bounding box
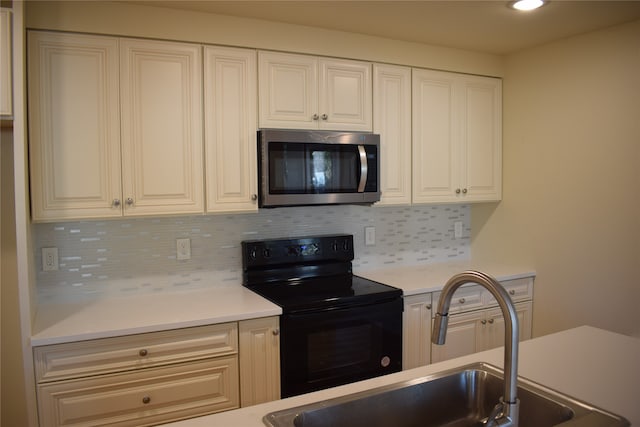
[249,247,257,260]
[263,248,271,258]
[342,240,349,251]
[331,241,339,252]
[380,356,391,368]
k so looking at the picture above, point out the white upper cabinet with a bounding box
[204,46,258,213]
[373,63,412,205]
[1,8,12,117]
[412,68,502,204]
[120,38,204,216]
[28,31,123,220]
[29,32,204,221]
[259,51,372,131]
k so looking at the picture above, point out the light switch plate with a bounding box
[176,238,191,260]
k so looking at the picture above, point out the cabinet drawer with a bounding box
[37,357,239,427]
[433,284,484,315]
[34,323,238,383]
[484,277,533,306]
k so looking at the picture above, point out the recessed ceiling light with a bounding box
[511,0,546,11]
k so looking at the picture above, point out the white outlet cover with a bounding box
[176,238,191,260]
[42,247,59,271]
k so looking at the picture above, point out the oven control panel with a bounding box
[242,234,353,267]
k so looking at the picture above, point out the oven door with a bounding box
[279,297,402,398]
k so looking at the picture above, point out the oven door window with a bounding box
[268,142,361,194]
[280,298,402,398]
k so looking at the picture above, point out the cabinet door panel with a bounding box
[205,46,257,213]
[484,302,532,351]
[120,39,203,215]
[373,64,412,205]
[463,76,502,201]
[28,31,122,220]
[258,51,317,129]
[319,58,372,130]
[403,293,432,369]
[431,311,481,363]
[412,69,459,203]
[37,357,239,427]
[239,317,280,406]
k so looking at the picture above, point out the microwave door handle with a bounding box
[357,145,368,193]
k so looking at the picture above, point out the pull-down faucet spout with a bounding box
[432,270,520,427]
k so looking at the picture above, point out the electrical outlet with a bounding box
[176,238,191,260]
[42,247,59,271]
[365,226,376,246]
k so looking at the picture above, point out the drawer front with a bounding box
[484,277,533,306]
[34,323,238,383]
[433,284,484,315]
[37,356,239,427]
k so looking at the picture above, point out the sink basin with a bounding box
[264,363,629,427]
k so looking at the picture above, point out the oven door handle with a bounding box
[357,145,368,193]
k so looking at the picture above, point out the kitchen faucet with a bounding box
[432,270,520,427]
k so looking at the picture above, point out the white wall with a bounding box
[472,19,640,337]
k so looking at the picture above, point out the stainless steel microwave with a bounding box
[258,129,381,208]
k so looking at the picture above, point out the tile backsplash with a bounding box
[34,204,470,303]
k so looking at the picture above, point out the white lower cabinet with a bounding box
[402,293,432,370]
[403,277,534,367]
[34,318,280,426]
[431,301,532,363]
[239,316,281,407]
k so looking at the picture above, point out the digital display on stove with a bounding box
[287,243,320,256]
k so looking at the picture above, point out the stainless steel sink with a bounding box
[264,363,629,427]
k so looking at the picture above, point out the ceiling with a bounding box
[128,0,640,55]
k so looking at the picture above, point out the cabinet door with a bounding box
[431,311,482,363]
[483,302,532,351]
[28,31,122,221]
[373,64,412,205]
[403,293,432,370]
[239,317,280,407]
[258,51,317,129]
[412,69,460,203]
[1,8,12,116]
[120,39,204,216]
[461,75,502,202]
[37,357,239,427]
[204,46,258,213]
[319,58,372,131]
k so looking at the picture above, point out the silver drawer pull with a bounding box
[458,298,466,304]
[481,319,487,325]
[139,349,148,357]
[488,318,495,324]
[426,304,432,310]
[142,395,151,404]
[509,289,516,295]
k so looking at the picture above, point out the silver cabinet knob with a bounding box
[251,194,258,201]
[139,349,148,357]
[112,199,121,207]
[321,113,328,120]
[455,188,461,194]
[426,304,432,310]
[142,396,151,404]
[488,318,495,324]
[509,289,516,295]
[462,188,468,194]
[126,197,134,206]
[481,319,487,325]
[272,328,280,336]
[458,298,466,304]
[312,114,319,120]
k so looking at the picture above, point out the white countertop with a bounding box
[31,260,535,346]
[161,326,640,427]
[355,259,535,296]
[31,285,282,346]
